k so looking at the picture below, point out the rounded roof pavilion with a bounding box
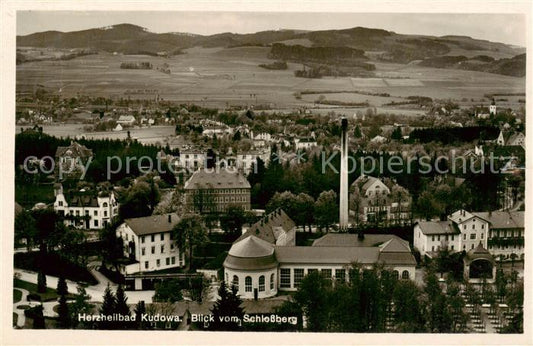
[223,236,278,271]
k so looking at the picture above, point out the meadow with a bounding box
[16,47,526,115]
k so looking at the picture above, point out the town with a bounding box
[12,18,525,335]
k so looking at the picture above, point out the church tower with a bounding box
[489,99,497,116]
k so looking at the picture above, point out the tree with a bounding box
[220,205,246,236]
[171,214,208,270]
[354,125,362,139]
[134,300,149,330]
[391,126,403,140]
[57,276,68,296]
[392,280,426,332]
[210,281,244,331]
[296,193,315,232]
[119,180,160,219]
[314,190,338,231]
[37,271,47,293]
[99,220,124,271]
[57,294,71,329]
[99,284,116,329]
[70,285,94,329]
[115,285,131,329]
[14,209,36,250]
[32,304,46,329]
[294,271,330,332]
[153,279,184,303]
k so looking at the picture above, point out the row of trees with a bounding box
[282,264,472,333]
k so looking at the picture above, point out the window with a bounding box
[85,210,89,216]
[166,258,170,265]
[270,273,275,290]
[432,246,435,252]
[141,248,145,256]
[335,269,346,282]
[481,233,484,239]
[161,234,164,241]
[76,210,80,216]
[402,270,410,280]
[232,275,239,290]
[161,245,165,253]
[151,235,155,242]
[151,246,155,254]
[245,276,252,292]
[93,210,97,216]
[142,236,145,244]
[432,235,435,242]
[259,275,265,292]
[293,269,304,287]
[171,257,176,265]
[156,259,160,267]
[170,244,174,250]
[104,210,108,217]
[472,224,475,229]
[451,245,454,250]
[463,225,466,230]
[103,202,108,208]
[470,233,476,240]
[451,235,454,241]
[481,224,484,229]
[463,234,467,240]
[144,261,149,269]
[58,201,63,206]
[280,269,291,288]
[94,220,98,227]
[321,269,332,280]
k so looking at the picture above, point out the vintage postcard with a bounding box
[1,1,531,345]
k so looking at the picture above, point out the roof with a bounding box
[275,246,380,265]
[184,168,251,190]
[55,141,93,158]
[124,213,180,236]
[228,236,274,258]
[312,233,405,248]
[448,210,477,224]
[416,221,460,235]
[118,115,135,122]
[379,238,411,253]
[66,194,100,207]
[472,211,524,229]
[378,252,417,266]
[465,243,494,262]
[236,209,296,244]
[224,236,277,270]
[15,202,23,216]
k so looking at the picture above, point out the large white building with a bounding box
[53,184,118,229]
[414,209,524,261]
[115,213,185,289]
[224,209,416,299]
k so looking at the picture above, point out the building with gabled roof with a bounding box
[54,141,93,180]
[53,184,118,229]
[223,211,416,299]
[183,168,251,214]
[473,211,524,260]
[115,213,185,289]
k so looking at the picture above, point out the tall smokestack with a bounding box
[340,117,349,229]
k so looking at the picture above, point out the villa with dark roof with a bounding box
[54,141,93,180]
[53,184,118,229]
[183,168,251,214]
[223,209,416,299]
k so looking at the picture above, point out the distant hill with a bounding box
[17,23,526,76]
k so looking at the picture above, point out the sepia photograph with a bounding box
[1,1,531,344]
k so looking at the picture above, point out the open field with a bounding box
[17,47,525,115]
[16,124,176,145]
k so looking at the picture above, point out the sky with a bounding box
[17,11,527,47]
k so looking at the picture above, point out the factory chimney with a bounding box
[339,117,349,230]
